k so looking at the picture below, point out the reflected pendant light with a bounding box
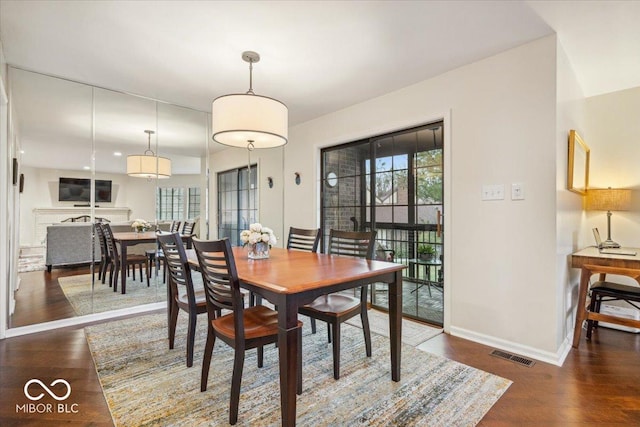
[127,130,172,179]
[211,51,288,150]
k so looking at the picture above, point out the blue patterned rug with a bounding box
[86,313,511,426]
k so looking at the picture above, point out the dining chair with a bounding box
[298,229,376,380]
[287,227,321,331]
[286,226,321,252]
[94,223,111,283]
[157,232,207,367]
[102,223,148,292]
[193,237,302,425]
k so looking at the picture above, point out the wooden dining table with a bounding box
[112,230,195,294]
[188,246,406,427]
[111,231,158,294]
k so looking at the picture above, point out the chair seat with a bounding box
[176,288,207,306]
[213,305,301,340]
[591,281,640,299]
[302,294,360,317]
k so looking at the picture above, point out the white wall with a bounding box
[555,42,587,359]
[18,165,201,246]
[284,36,562,360]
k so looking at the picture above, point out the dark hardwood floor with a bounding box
[2,269,640,425]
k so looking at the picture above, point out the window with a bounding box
[217,165,257,246]
[187,187,201,220]
[156,187,184,221]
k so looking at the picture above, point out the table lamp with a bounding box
[586,187,631,248]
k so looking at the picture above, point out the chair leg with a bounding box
[229,346,245,425]
[310,318,317,334]
[331,322,341,380]
[139,263,143,283]
[327,322,332,343]
[168,301,179,350]
[186,311,197,368]
[112,264,119,292]
[297,326,303,395]
[200,323,216,392]
[257,346,264,368]
[361,308,372,357]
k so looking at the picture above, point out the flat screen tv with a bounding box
[58,177,112,203]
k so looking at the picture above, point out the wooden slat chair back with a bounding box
[170,220,182,233]
[327,229,376,259]
[182,220,196,236]
[94,223,109,283]
[193,237,302,425]
[286,227,321,252]
[157,232,207,367]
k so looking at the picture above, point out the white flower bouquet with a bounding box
[240,223,277,259]
[131,219,151,232]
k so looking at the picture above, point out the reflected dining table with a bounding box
[112,231,157,294]
[112,230,193,294]
[188,246,406,427]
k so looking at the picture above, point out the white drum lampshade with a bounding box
[127,154,171,179]
[212,93,288,148]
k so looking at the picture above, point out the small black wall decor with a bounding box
[12,158,18,185]
[19,173,25,193]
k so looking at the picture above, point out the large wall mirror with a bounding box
[8,67,215,329]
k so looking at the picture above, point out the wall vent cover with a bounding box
[490,349,535,367]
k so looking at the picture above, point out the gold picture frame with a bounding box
[568,130,590,195]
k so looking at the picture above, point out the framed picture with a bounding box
[12,158,18,185]
[568,130,590,195]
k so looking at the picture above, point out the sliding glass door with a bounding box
[321,122,444,325]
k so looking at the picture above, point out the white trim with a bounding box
[0,76,8,339]
[450,325,568,366]
[4,302,165,338]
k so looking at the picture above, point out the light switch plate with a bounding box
[481,184,504,201]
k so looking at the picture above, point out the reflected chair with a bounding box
[193,237,302,425]
[157,232,207,367]
[298,229,376,379]
[170,220,182,233]
[102,223,148,291]
[182,220,196,236]
[94,223,110,283]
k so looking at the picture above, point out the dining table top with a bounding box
[188,246,406,295]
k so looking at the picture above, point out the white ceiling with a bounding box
[1,1,639,172]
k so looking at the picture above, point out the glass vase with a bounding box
[248,242,270,259]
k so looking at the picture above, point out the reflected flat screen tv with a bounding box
[58,177,112,203]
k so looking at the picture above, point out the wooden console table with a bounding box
[571,246,640,347]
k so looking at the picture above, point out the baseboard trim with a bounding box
[449,325,567,366]
[4,302,166,338]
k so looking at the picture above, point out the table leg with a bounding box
[388,270,402,381]
[121,242,127,294]
[278,297,299,427]
[572,266,591,348]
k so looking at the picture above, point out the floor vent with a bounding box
[490,349,535,367]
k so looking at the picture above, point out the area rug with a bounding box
[345,309,443,346]
[85,313,511,426]
[58,273,167,315]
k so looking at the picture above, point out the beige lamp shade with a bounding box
[127,155,171,179]
[586,188,631,211]
[211,93,288,149]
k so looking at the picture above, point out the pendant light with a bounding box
[127,130,171,179]
[211,51,288,149]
